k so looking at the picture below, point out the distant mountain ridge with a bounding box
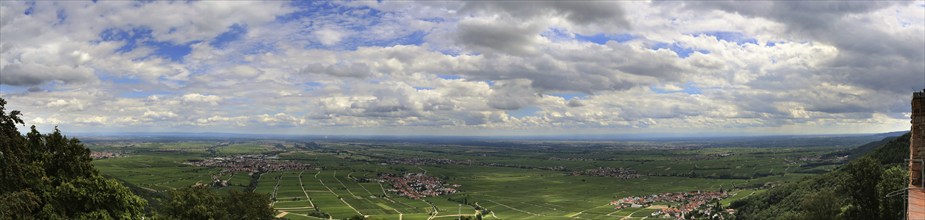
[823,132,908,160]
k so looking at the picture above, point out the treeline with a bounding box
[730,133,910,220]
[0,98,275,219]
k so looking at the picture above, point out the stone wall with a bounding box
[911,90,925,186]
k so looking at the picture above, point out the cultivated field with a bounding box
[87,137,864,219]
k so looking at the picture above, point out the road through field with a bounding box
[333,171,361,198]
[425,200,439,220]
[347,172,377,196]
[619,209,644,220]
[567,204,612,218]
[271,175,282,205]
[316,170,364,216]
[485,199,543,217]
[298,170,316,208]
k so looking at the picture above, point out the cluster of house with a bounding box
[611,191,733,219]
[90,151,124,159]
[384,157,473,166]
[570,167,640,179]
[381,157,566,172]
[185,154,311,174]
[547,157,593,161]
[379,173,459,199]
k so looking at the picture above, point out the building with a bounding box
[908,89,925,220]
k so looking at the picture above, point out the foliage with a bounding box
[866,133,911,165]
[877,166,907,220]
[730,133,910,220]
[841,157,882,220]
[799,190,841,220]
[161,186,274,220]
[0,98,147,219]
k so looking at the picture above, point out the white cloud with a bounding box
[180,93,222,105]
[315,27,347,46]
[0,1,921,135]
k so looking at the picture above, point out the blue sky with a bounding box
[0,0,923,136]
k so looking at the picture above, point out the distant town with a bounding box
[185,154,311,174]
[379,173,459,199]
[612,191,733,219]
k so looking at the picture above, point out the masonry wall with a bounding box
[911,90,925,186]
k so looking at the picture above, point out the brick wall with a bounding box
[911,90,925,186]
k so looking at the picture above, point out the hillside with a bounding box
[730,133,910,220]
[822,132,909,162]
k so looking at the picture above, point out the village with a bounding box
[383,157,473,166]
[381,157,566,171]
[90,151,125,159]
[611,190,734,219]
[571,167,641,179]
[185,154,311,174]
[379,173,459,199]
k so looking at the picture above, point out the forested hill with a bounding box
[730,133,910,220]
[823,133,909,161]
[0,98,275,219]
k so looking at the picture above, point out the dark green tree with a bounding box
[841,157,882,220]
[877,166,907,220]
[223,189,274,220]
[799,190,841,220]
[162,186,226,219]
[161,186,274,220]
[0,98,147,219]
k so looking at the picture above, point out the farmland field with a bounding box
[85,135,884,219]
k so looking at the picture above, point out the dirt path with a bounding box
[619,209,644,220]
[486,200,543,217]
[271,175,282,205]
[568,204,610,218]
[275,211,289,218]
[332,171,360,198]
[376,182,418,210]
[424,199,439,220]
[298,170,316,208]
[348,172,377,196]
[316,170,363,216]
[377,182,391,196]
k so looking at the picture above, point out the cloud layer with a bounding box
[1,1,923,136]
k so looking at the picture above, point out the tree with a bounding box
[161,186,274,220]
[799,190,841,220]
[841,157,882,220]
[0,98,147,219]
[223,189,274,220]
[162,186,225,219]
[877,166,907,220]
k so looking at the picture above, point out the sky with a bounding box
[0,1,924,136]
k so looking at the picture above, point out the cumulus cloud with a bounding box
[1,63,96,86]
[488,79,539,110]
[460,1,629,31]
[0,1,921,135]
[315,27,348,46]
[455,17,546,56]
[180,93,222,105]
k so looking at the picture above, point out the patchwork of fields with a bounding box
[88,138,856,219]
